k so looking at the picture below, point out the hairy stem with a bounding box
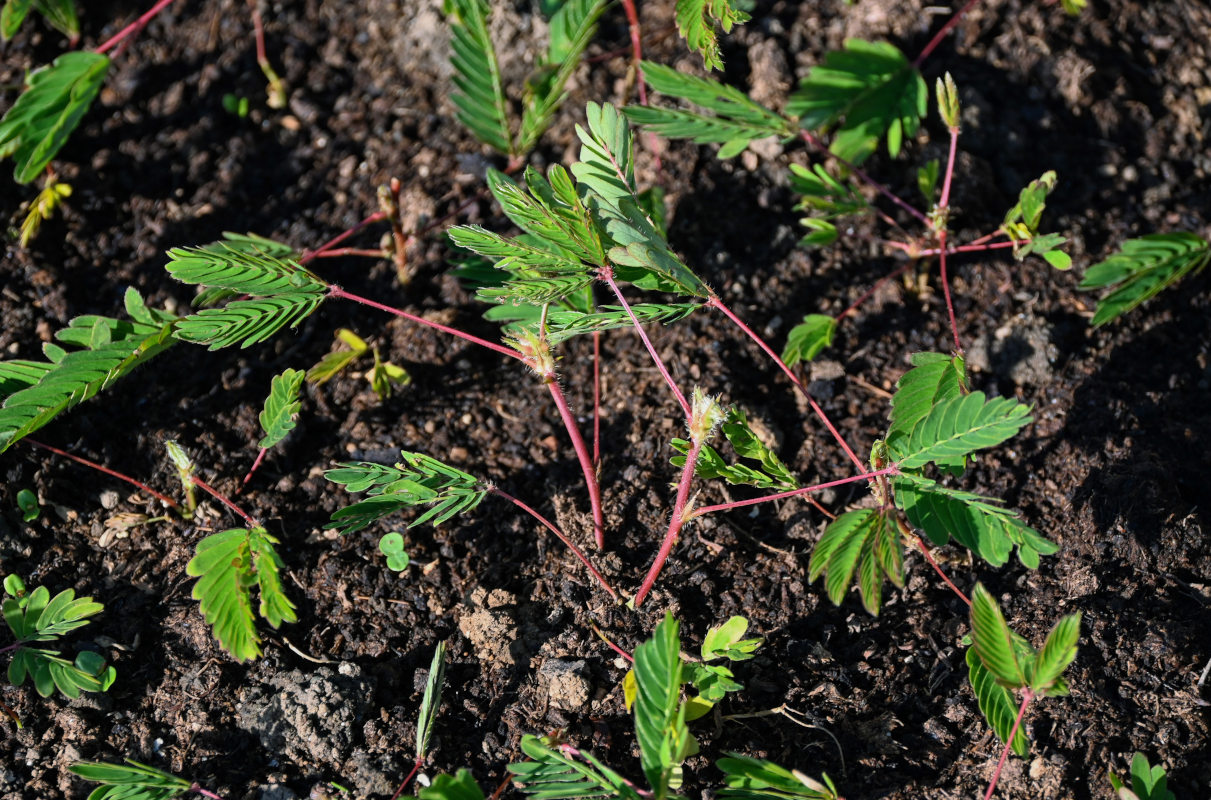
[25,438,182,511]
[799,131,931,227]
[95,0,179,54]
[707,296,865,470]
[915,239,1016,258]
[190,476,257,527]
[602,270,691,419]
[299,211,387,264]
[913,0,984,67]
[544,376,606,549]
[982,689,1034,800]
[328,285,522,362]
[689,466,898,519]
[632,435,705,608]
[489,487,618,600]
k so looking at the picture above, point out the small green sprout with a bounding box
[379,532,411,572]
[16,488,39,522]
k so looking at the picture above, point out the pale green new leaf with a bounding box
[0,51,109,183]
[787,39,927,163]
[674,0,750,71]
[417,641,448,761]
[510,734,642,799]
[624,62,791,150]
[445,0,513,155]
[702,616,761,662]
[571,101,636,211]
[890,392,1032,469]
[0,293,177,453]
[633,613,690,797]
[1110,753,1175,800]
[1031,612,1080,696]
[1079,232,1211,326]
[781,314,837,366]
[808,508,902,615]
[70,760,192,800]
[970,584,1027,689]
[788,163,871,240]
[187,527,297,662]
[670,408,797,492]
[966,648,1029,758]
[999,171,1069,267]
[325,452,489,535]
[257,368,304,449]
[717,754,839,800]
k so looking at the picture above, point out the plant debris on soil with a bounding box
[2,0,1211,798]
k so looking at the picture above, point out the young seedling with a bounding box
[1110,753,1175,800]
[18,176,71,246]
[378,533,411,573]
[2,575,115,700]
[306,329,411,401]
[70,759,227,800]
[15,488,39,521]
[387,641,448,800]
[240,368,305,491]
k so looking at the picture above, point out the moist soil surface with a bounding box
[2,0,1210,798]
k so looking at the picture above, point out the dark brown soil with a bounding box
[2,0,1210,798]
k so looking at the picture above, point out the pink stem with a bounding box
[490,487,618,600]
[914,0,984,67]
[299,211,387,264]
[602,270,691,419]
[308,248,388,259]
[191,786,225,800]
[591,622,634,662]
[689,466,898,519]
[708,297,865,471]
[632,436,705,607]
[190,476,258,527]
[982,689,1034,800]
[545,377,605,549]
[238,448,269,493]
[937,126,963,353]
[903,521,971,606]
[620,0,648,106]
[25,438,182,511]
[95,0,179,54]
[327,285,522,362]
[835,260,917,321]
[387,760,423,800]
[939,236,963,354]
[939,127,960,210]
[799,131,931,227]
[248,0,269,65]
[915,239,1016,257]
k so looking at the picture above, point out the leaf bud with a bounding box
[936,72,960,131]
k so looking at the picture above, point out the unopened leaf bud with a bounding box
[936,72,960,131]
[688,388,724,444]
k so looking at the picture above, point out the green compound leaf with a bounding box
[966,648,1029,758]
[781,314,837,366]
[717,754,839,800]
[788,163,871,245]
[597,197,711,298]
[671,408,798,492]
[484,167,607,266]
[418,769,486,800]
[892,474,1058,569]
[167,234,329,350]
[999,171,1069,267]
[787,39,927,163]
[510,734,643,800]
[519,303,698,345]
[0,51,109,183]
[571,101,637,212]
[890,391,1032,470]
[2,584,102,642]
[416,640,448,761]
[1079,232,1211,326]
[186,527,297,663]
[444,0,513,155]
[1032,612,1080,696]
[624,62,792,153]
[633,613,692,797]
[0,292,177,453]
[887,352,967,443]
[808,508,902,616]
[519,0,608,155]
[32,0,79,39]
[1,0,32,39]
[970,584,1027,689]
[673,0,749,71]
[70,760,195,800]
[1110,753,1176,800]
[257,368,305,449]
[325,452,489,535]
[702,616,761,662]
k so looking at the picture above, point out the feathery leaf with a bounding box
[257,368,305,449]
[417,641,448,761]
[70,760,194,800]
[717,754,839,800]
[510,735,642,799]
[1079,232,1210,326]
[633,613,691,797]
[1032,612,1080,696]
[673,0,749,71]
[808,508,901,615]
[788,163,871,245]
[571,101,636,211]
[186,527,297,663]
[671,407,798,492]
[445,0,513,155]
[969,584,1027,689]
[325,452,489,535]
[966,648,1029,758]
[781,314,837,366]
[0,51,109,183]
[890,391,1032,470]
[787,39,926,163]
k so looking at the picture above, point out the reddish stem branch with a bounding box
[619,0,648,106]
[238,448,269,493]
[915,239,1015,258]
[387,760,423,800]
[799,131,931,227]
[905,523,971,606]
[602,270,691,419]
[913,0,984,67]
[689,467,898,519]
[708,296,865,471]
[544,377,606,549]
[590,622,634,662]
[835,260,917,321]
[982,689,1035,800]
[328,285,522,362]
[308,248,388,259]
[490,487,618,600]
[95,0,179,54]
[190,785,225,800]
[190,476,258,527]
[632,436,705,608]
[25,438,182,511]
[299,211,387,264]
